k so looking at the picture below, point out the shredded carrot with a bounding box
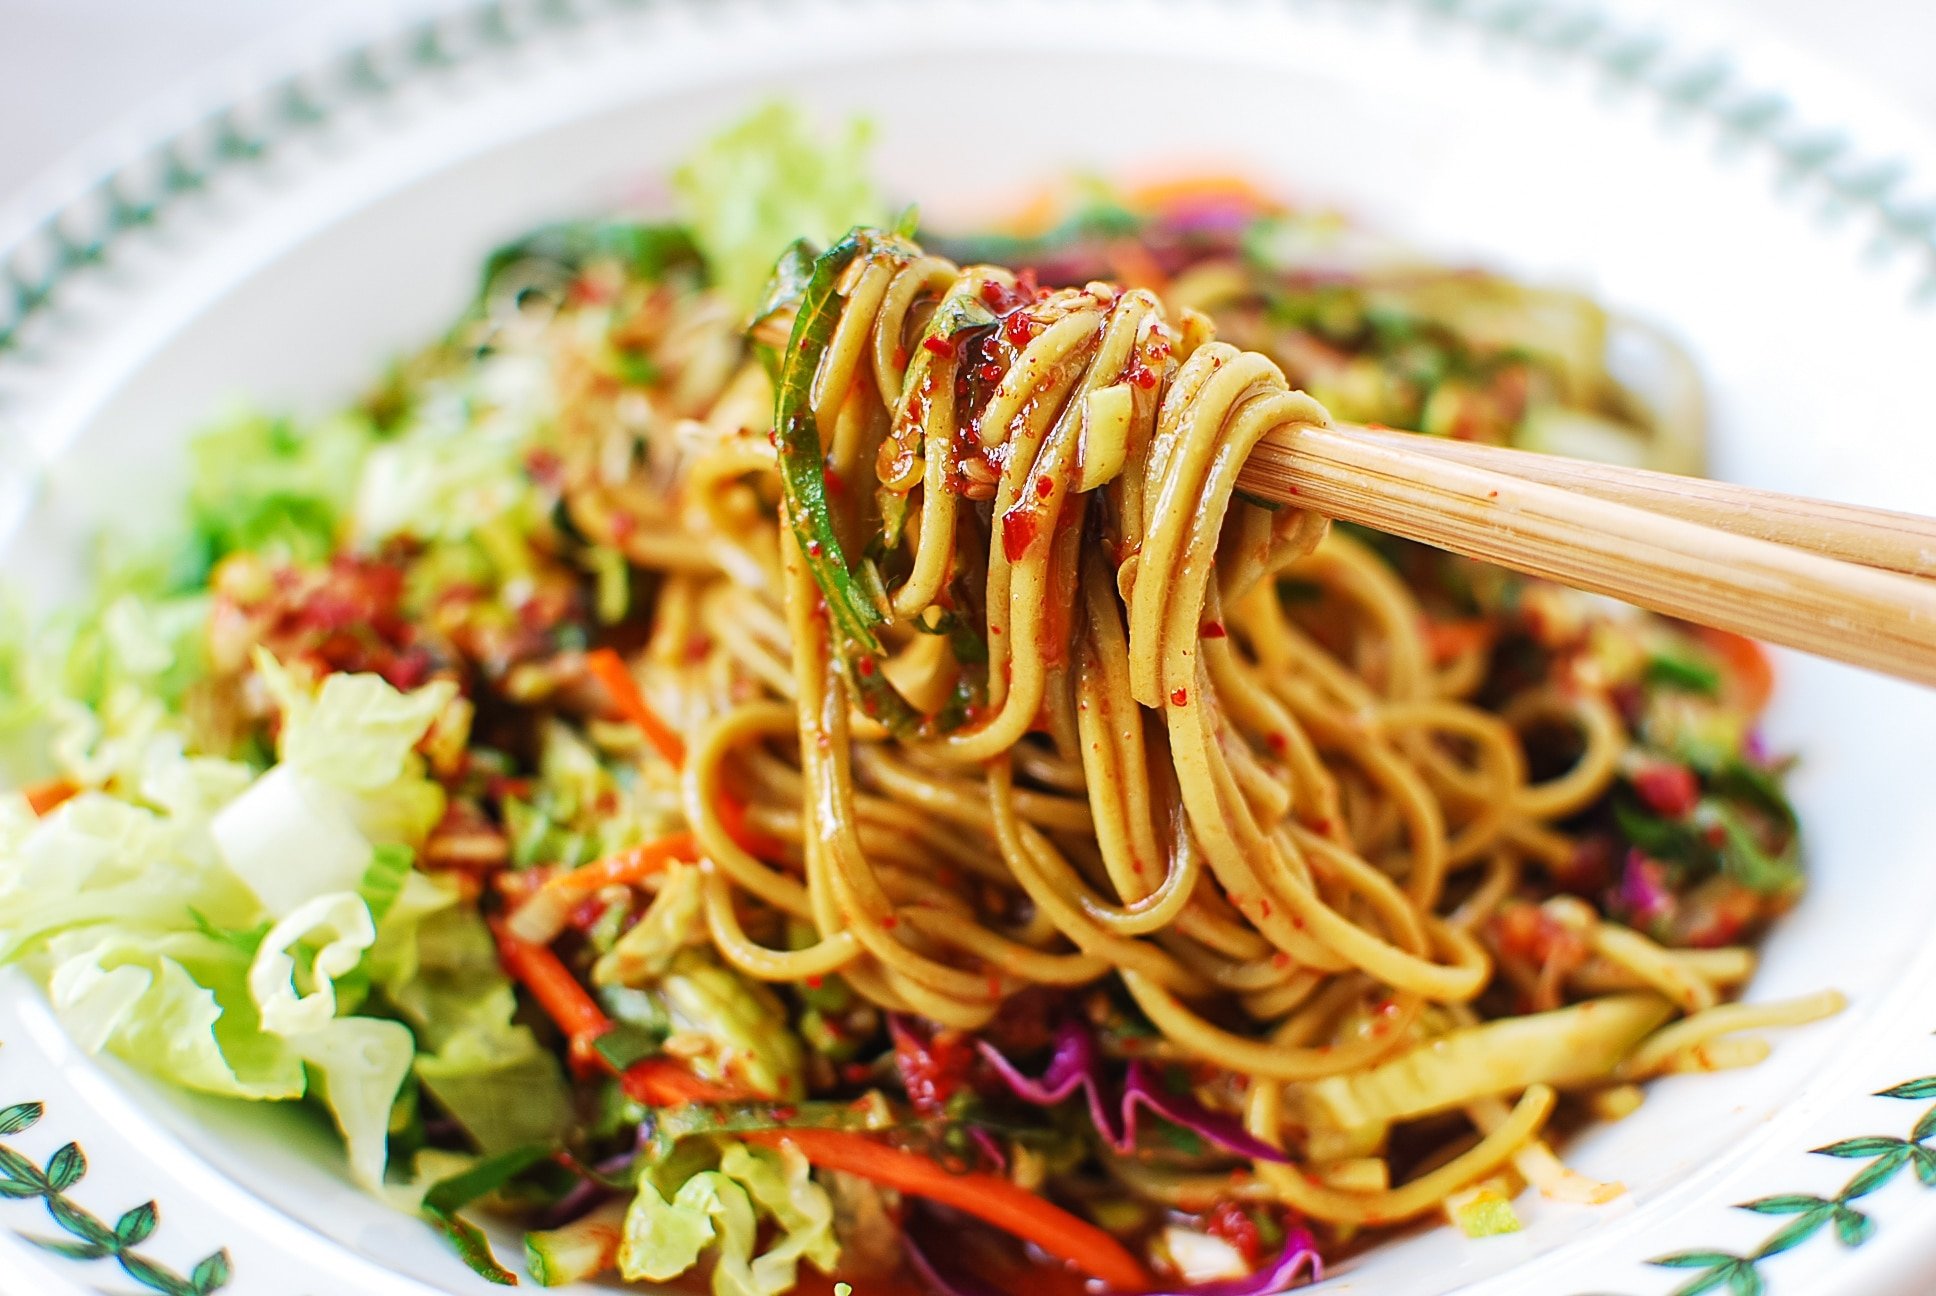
[491,918,610,1073]
[1426,617,1496,665]
[22,778,76,817]
[492,917,745,1102]
[715,790,786,860]
[538,832,698,902]
[584,647,686,768]
[1696,627,1775,714]
[621,1058,740,1107]
[586,647,784,861]
[1125,172,1276,216]
[745,1129,1150,1291]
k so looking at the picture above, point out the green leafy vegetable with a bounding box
[210,652,452,917]
[674,103,882,314]
[773,231,882,648]
[1645,650,1722,696]
[770,231,927,734]
[656,951,805,1101]
[420,1144,554,1285]
[385,903,575,1156]
[592,1024,663,1073]
[619,1140,839,1296]
[525,1200,628,1287]
[359,844,415,927]
[188,411,375,565]
[480,221,700,301]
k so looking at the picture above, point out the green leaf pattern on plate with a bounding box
[1649,1070,1936,1294]
[0,1099,231,1295]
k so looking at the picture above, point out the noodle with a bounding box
[520,224,1839,1260]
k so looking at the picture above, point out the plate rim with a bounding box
[2,3,1935,1295]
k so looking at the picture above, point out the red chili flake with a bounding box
[1036,474,1054,497]
[805,539,823,557]
[890,1020,975,1116]
[1001,506,1040,563]
[923,335,955,358]
[1265,732,1289,754]
[824,465,847,496]
[1258,898,1272,918]
[1200,619,1227,639]
[1633,761,1700,819]
[880,913,899,930]
[1127,363,1159,391]
[380,649,433,691]
[1271,952,1292,970]
[857,656,877,678]
[1205,1202,1265,1266]
[978,361,1005,384]
[525,448,565,490]
[804,975,824,991]
[979,279,1006,306]
[1003,311,1035,348]
[1170,687,1189,706]
[892,344,909,368]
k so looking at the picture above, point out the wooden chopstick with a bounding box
[1235,422,1936,688]
[1342,424,1936,579]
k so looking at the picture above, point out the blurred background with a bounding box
[2,0,1935,204]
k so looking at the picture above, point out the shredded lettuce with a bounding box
[383,903,575,1155]
[654,951,805,1101]
[673,103,883,314]
[594,860,704,986]
[0,656,477,1191]
[256,650,455,793]
[247,892,377,1036]
[209,651,453,916]
[619,1140,839,1296]
[189,410,377,565]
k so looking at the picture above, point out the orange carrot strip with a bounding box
[1126,172,1276,215]
[22,778,75,817]
[744,1129,1150,1292]
[1697,626,1775,715]
[493,918,745,1102]
[537,832,698,903]
[491,918,611,1073]
[714,791,786,860]
[584,647,686,767]
[1425,617,1496,665]
[584,650,784,860]
[620,1058,741,1108]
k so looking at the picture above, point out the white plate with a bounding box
[4,2,1936,1294]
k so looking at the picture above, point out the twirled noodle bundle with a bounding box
[559,228,1839,1226]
